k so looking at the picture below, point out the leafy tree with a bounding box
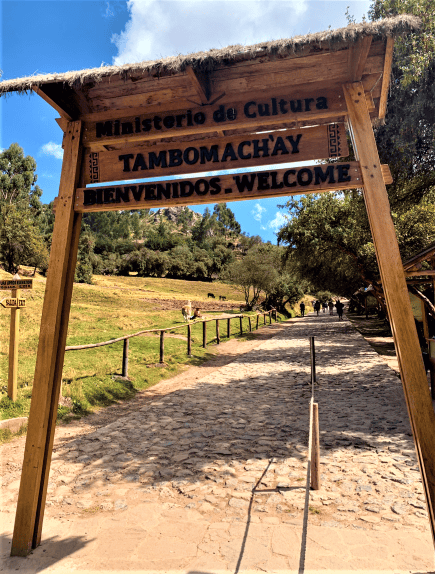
[277,0,435,301]
[0,143,43,214]
[0,205,49,274]
[74,231,95,284]
[0,144,47,273]
[213,203,241,236]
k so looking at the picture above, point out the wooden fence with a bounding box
[65,309,278,378]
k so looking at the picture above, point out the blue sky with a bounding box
[1,0,371,242]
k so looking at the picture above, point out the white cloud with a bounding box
[252,203,266,223]
[112,0,308,66]
[267,212,287,232]
[40,142,63,159]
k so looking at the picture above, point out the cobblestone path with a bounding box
[1,312,434,572]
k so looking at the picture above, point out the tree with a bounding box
[0,205,48,274]
[213,203,241,236]
[277,0,435,300]
[0,144,47,274]
[0,143,43,214]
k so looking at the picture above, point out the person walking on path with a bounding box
[328,300,334,315]
[335,299,344,320]
[322,301,327,313]
[299,302,305,317]
[314,300,321,316]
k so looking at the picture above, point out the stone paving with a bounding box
[1,311,434,572]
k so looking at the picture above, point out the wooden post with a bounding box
[256,314,259,330]
[344,82,435,542]
[216,319,220,344]
[11,121,83,556]
[240,316,243,335]
[8,288,20,401]
[202,321,207,348]
[264,313,266,325]
[187,323,192,356]
[227,318,230,339]
[269,311,272,324]
[160,330,165,363]
[248,316,252,332]
[122,339,129,378]
[310,402,320,490]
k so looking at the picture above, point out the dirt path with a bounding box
[1,313,433,573]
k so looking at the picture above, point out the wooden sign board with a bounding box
[1,298,26,309]
[0,279,33,290]
[76,161,361,212]
[83,123,348,185]
[409,292,424,321]
[82,88,347,148]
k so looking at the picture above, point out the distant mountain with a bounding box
[151,206,201,228]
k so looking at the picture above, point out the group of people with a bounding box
[299,299,344,320]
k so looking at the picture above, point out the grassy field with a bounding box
[0,269,288,435]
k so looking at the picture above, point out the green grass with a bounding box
[0,269,287,435]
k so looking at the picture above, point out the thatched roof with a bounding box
[0,15,420,95]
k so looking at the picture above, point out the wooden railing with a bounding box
[65,309,278,378]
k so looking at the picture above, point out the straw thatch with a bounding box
[0,15,420,96]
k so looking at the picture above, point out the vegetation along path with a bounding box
[1,312,434,573]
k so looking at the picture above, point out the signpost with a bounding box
[0,278,31,401]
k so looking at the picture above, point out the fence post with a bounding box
[248,316,252,332]
[203,321,207,348]
[160,331,165,363]
[227,318,230,339]
[240,316,243,335]
[187,324,192,356]
[256,314,259,330]
[216,319,220,344]
[269,311,272,324]
[122,338,129,378]
[310,402,321,490]
[264,313,266,325]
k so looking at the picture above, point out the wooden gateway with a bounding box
[1,14,435,555]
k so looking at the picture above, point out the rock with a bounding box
[114,499,128,510]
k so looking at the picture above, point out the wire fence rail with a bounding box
[65,309,279,378]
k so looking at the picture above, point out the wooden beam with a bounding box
[55,117,69,132]
[32,85,73,121]
[185,66,210,104]
[81,124,349,185]
[405,270,435,278]
[81,87,347,148]
[11,121,83,556]
[343,81,435,547]
[379,36,394,119]
[75,161,363,213]
[347,36,372,82]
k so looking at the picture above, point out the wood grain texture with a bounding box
[11,122,83,556]
[81,124,348,185]
[379,37,394,119]
[347,36,373,82]
[344,81,435,547]
[81,87,347,148]
[74,161,362,213]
